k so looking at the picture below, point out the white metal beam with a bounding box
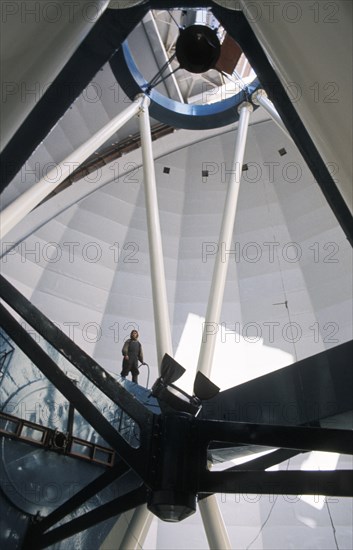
[194,101,253,550]
[119,505,154,550]
[196,102,253,380]
[112,94,175,550]
[165,13,179,54]
[199,496,232,550]
[139,95,173,368]
[0,96,144,239]
[188,75,254,105]
[252,89,293,142]
[143,11,184,103]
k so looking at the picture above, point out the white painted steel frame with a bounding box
[117,95,175,549]
[119,504,154,550]
[196,102,253,381]
[137,97,238,550]
[143,11,184,103]
[139,95,173,368]
[252,89,292,141]
[199,495,232,550]
[192,101,253,550]
[0,96,144,239]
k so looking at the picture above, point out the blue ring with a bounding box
[110,42,261,130]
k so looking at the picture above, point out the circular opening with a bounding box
[110,7,260,129]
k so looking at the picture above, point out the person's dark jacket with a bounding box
[122,339,143,364]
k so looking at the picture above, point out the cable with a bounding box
[246,458,291,549]
[139,363,150,389]
[147,65,181,91]
[168,9,182,29]
[220,69,249,95]
[145,52,177,92]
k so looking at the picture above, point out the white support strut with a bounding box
[199,496,232,550]
[252,89,293,141]
[118,94,175,550]
[196,101,253,381]
[194,102,253,550]
[119,504,154,550]
[138,95,233,550]
[138,95,173,369]
[0,96,144,239]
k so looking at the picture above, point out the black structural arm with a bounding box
[198,448,301,501]
[196,419,353,456]
[0,5,149,192]
[24,460,132,544]
[0,274,152,426]
[201,339,353,426]
[0,303,153,480]
[197,469,353,497]
[28,485,148,549]
[194,418,352,496]
[212,5,353,246]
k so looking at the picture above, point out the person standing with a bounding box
[121,330,143,383]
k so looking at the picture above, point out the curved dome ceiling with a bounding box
[0,2,352,549]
